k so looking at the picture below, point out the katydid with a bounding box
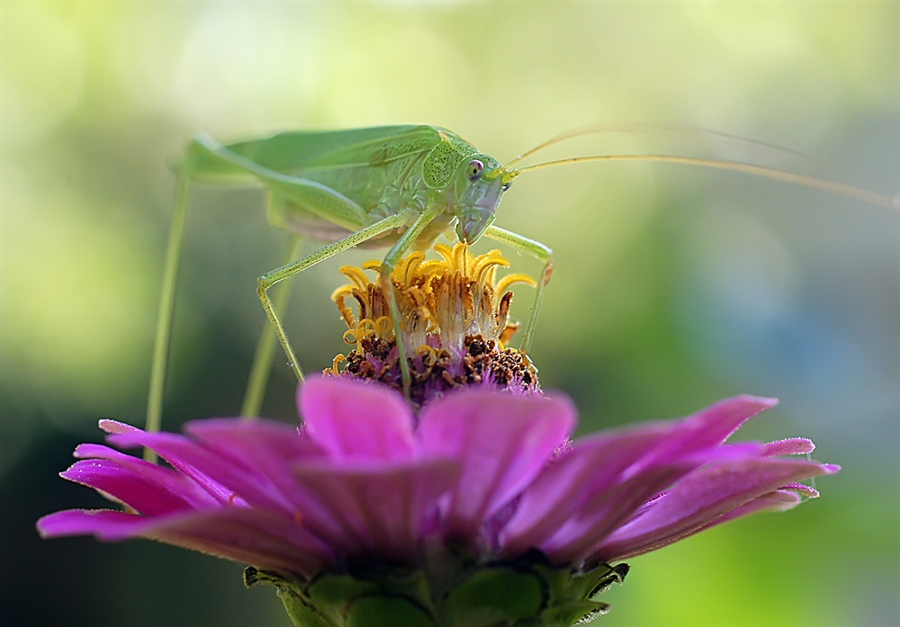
[147,124,898,449]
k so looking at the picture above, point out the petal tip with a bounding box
[99,419,138,435]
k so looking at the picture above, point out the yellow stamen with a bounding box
[434,243,454,265]
[323,353,346,375]
[374,315,393,338]
[329,242,537,355]
[495,273,537,295]
[337,265,371,292]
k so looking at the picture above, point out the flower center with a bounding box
[325,243,541,406]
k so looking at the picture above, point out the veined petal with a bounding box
[763,438,815,456]
[498,400,768,558]
[499,425,682,556]
[37,507,331,577]
[61,459,202,516]
[37,509,151,540]
[629,395,778,475]
[291,458,460,561]
[593,458,839,562]
[539,461,697,564]
[106,429,298,516]
[299,376,418,463]
[185,418,322,462]
[145,507,332,576]
[183,418,328,525]
[71,443,221,511]
[419,389,575,540]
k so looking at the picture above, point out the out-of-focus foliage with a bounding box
[2,3,897,626]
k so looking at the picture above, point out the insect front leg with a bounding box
[483,225,554,355]
[258,213,409,382]
[378,204,445,395]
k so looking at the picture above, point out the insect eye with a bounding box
[502,182,511,192]
[467,159,484,182]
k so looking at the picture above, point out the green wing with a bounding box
[183,125,442,181]
[177,125,453,234]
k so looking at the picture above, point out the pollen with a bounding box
[325,243,541,406]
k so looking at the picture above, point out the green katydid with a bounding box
[146,124,898,450]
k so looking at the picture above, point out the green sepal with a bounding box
[540,601,610,626]
[442,566,545,626]
[244,553,629,627]
[244,567,331,627]
[346,595,434,627]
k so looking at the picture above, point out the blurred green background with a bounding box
[2,2,897,626]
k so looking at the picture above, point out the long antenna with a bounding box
[502,123,816,170]
[507,154,899,210]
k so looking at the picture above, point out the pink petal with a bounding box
[419,389,575,540]
[37,507,331,577]
[539,461,698,563]
[763,438,815,456]
[291,459,459,561]
[61,460,199,516]
[107,429,299,515]
[630,395,777,475]
[594,489,805,563]
[183,418,328,522]
[498,399,768,558]
[593,459,839,562]
[299,376,417,463]
[500,425,681,555]
[37,509,151,540]
[145,507,332,576]
[71,443,220,511]
[185,418,322,461]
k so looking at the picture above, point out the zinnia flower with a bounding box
[38,244,839,626]
[37,378,836,624]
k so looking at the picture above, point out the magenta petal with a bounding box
[710,489,805,521]
[299,376,417,463]
[185,418,322,462]
[61,460,199,516]
[107,428,304,516]
[70,444,221,511]
[38,507,330,577]
[182,418,328,522]
[145,508,332,576]
[292,459,459,561]
[499,399,768,558]
[593,458,838,562]
[539,461,699,563]
[597,490,805,563]
[633,396,777,473]
[37,509,150,540]
[763,438,815,456]
[420,389,575,540]
[499,425,681,555]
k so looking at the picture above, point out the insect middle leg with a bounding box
[483,225,554,354]
[257,213,410,383]
[377,204,445,395]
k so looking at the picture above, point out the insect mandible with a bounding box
[146,124,898,444]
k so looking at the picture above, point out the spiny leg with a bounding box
[258,213,410,383]
[483,225,553,354]
[378,205,445,395]
[240,235,304,418]
[145,169,193,463]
